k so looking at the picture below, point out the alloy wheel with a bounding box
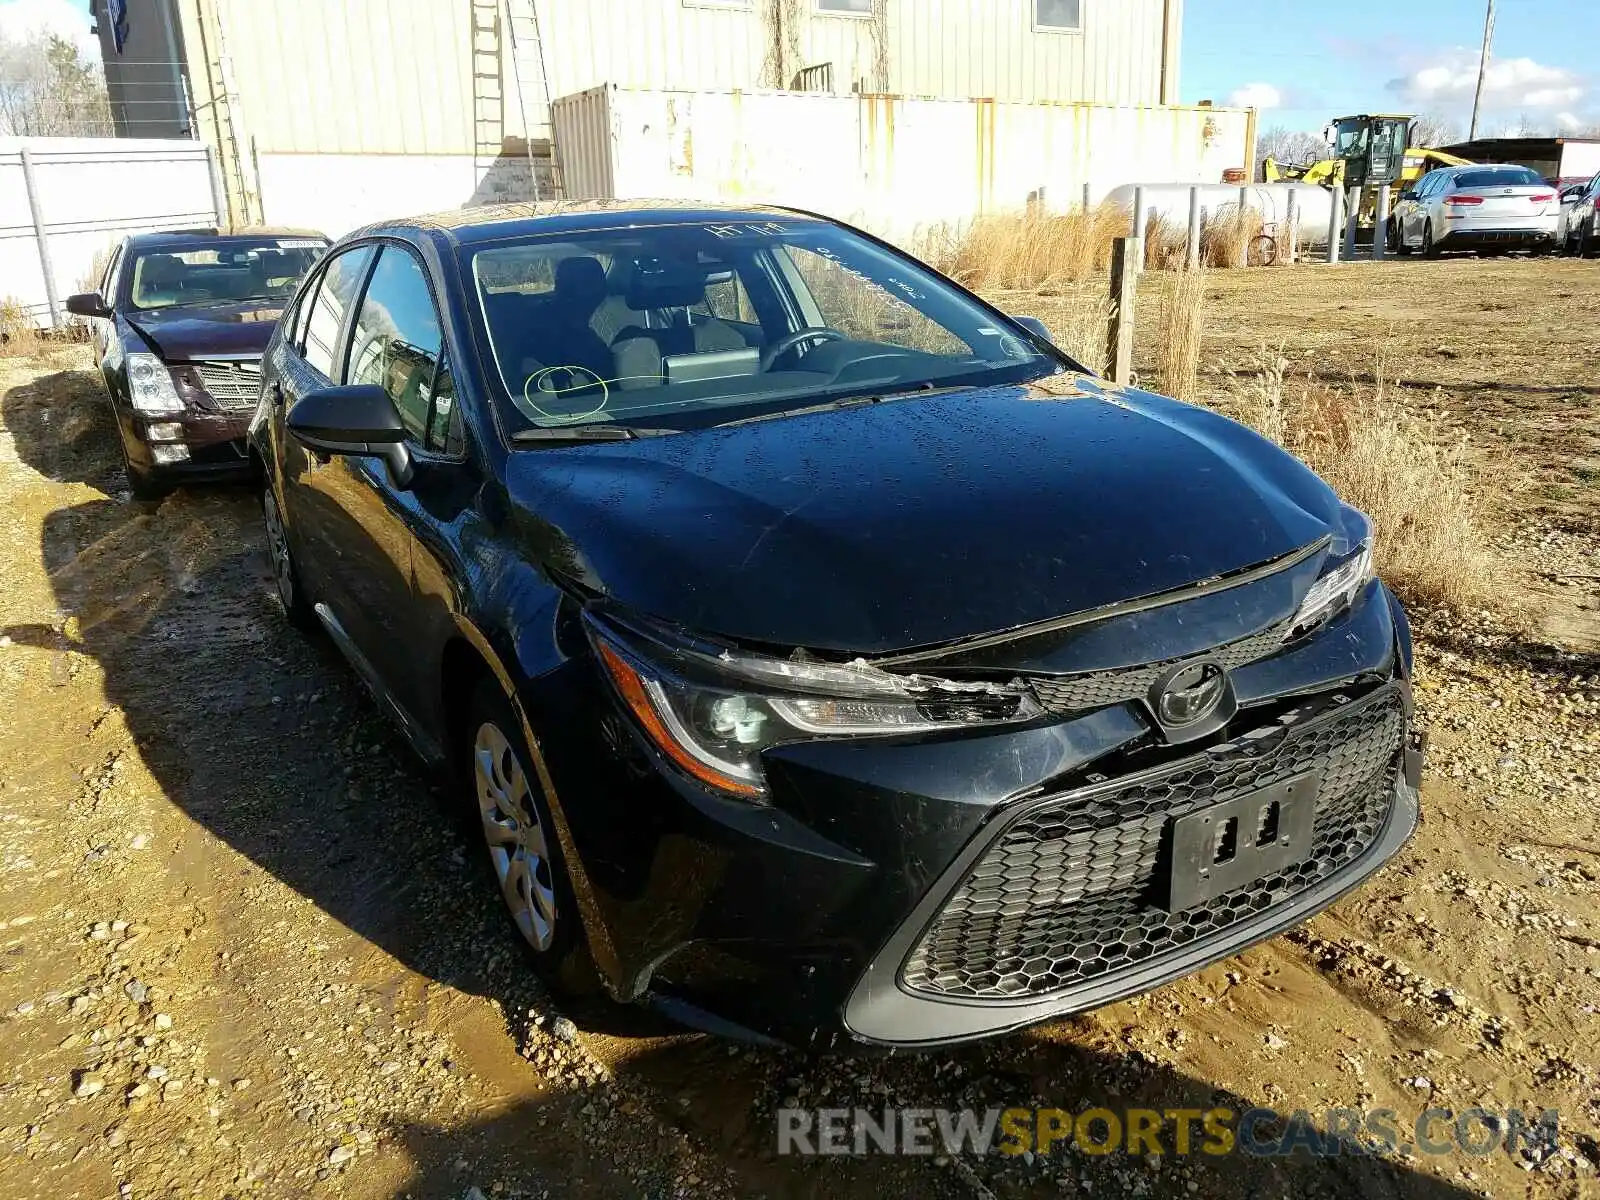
[474,720,558,952]
[262,487,295,611]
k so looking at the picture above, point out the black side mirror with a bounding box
[65,292,111,318]
[287,384,413,487]
[1399,190,1418,202]
[1010,315,1054,345]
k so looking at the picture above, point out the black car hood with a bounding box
[503,377,1345,655]
[125,301,283,361]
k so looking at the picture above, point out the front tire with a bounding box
[261,483,316,630]
[1393,219,1411,256]
[466,680,589,984]
[1581,218,1596,259]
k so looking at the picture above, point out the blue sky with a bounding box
[1183,0,1600,138]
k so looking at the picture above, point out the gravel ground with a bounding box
[0,259,1596,1199]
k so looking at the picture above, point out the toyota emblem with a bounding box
[1151,660,1228,728]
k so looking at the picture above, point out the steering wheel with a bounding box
[760,327,844,371]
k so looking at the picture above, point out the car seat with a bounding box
[610,259,749,387]
[134,254,188,307]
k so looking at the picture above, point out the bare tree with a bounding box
[0,31,113,136]
[1257,124,1329,180]
[1409,113,1461,148]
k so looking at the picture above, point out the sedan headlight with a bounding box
[126,352,185,416]
[591,616,1041,799]
[1285,506,1375,641]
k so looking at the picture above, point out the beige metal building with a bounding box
[97,0,1185,226]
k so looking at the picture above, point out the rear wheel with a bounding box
[1422,221,1441,258]
[466,679,591,986]
[1247,234,1277,267]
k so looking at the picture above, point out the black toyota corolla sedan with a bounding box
[67,228,328,497]
[249,202,1423,1049]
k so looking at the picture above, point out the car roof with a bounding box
[125,226,328,249]
[349,199,829,247]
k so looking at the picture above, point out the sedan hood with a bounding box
[126,301,284,361]
[503,378,1345,655]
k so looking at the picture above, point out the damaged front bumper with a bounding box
[530,561,1421,1049]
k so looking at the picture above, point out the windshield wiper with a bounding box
[713,383,969,429]
[511,424,677,443]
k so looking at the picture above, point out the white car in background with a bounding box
[1392,164,1560,257]
[1558,174,1600,257]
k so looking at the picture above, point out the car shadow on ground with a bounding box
[2,368,1498,1199]
[379,1034,1502,1199]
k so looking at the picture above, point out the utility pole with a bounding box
[1468,0,1496,140]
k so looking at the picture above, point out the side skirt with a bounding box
[313,602,446,768]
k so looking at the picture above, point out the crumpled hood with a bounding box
[126,301,283,361]
[503,378,1344,655]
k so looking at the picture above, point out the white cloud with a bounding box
[1390,50,1585,111]
[0,0,101,61]
[1556,111,1582,131]
[1228,82,1282,111]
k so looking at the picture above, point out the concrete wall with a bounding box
[553,87,1250,240]
[255,153,485,236]
[0,138,220,326]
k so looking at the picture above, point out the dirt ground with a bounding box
[0,258,1596,1200]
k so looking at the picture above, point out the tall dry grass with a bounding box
[1224,346,1504,613]
[1156,268,1206,402]
[913,204,1130,291]
[1199,206,1266,269]
[913,203,1282,287]
[1,297,40,358]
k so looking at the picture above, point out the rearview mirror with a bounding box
[65,292,111,318]
[287,384,413,487]
[1010,315,1054,345]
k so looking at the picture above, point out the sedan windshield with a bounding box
[129,238,328,311]
[466,218,1059,431]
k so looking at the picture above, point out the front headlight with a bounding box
[591,617,1041,799]
[126,352,185,416]
[1285,507,1375,641]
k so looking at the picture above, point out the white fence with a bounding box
[553,86,1254,240]
[0,137,223,328]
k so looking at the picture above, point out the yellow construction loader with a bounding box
[1264,114,1474,238]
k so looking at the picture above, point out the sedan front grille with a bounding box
[194,360,263,411]
[1026,620,1290,715]
[901,688,1405,1001]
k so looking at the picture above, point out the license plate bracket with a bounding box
[1164,772,1319,912]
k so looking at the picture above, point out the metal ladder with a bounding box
[192,0,258,226]
[503,0,560,200]
[469,0,506,196]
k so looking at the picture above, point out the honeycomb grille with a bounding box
[194,360,262,411]
[1026,620,1291,714]
[901,690,1404,1001]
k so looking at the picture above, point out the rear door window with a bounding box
[301,245,375,379]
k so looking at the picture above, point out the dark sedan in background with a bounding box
[250,201,1423,1049]
[68,228,328,497]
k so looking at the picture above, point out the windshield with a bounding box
[466,218,1058,431]
[128,238,328,311]
[1453,167,1544,188]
